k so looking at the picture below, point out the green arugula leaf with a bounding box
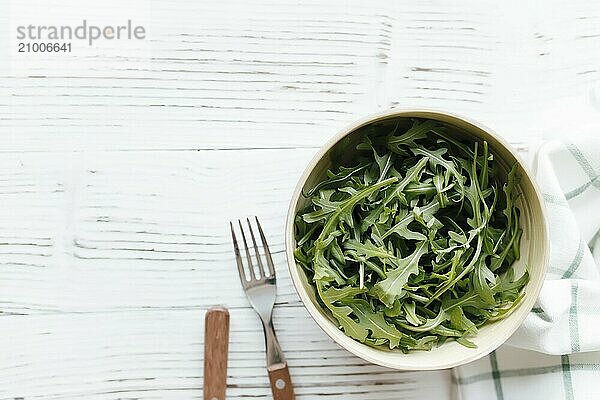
[313,177,398,283]
[396,308,448,332]
[387,119,437,153]
[322,285,367,302]
[317,282,369,342]
[344,239,394,261]
[411,146,465,194]
[473,257,496,304]
[347,299,403,349]
[372,241,429,307]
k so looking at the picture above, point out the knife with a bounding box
[204,306,230,400]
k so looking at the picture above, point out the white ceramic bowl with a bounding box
[285,108,549,370]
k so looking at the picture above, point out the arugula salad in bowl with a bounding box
[286,110,548,370]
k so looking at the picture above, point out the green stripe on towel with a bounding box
[569,282,580,353]
[562,355,574,400]
[562,240,585,279]
[490,351,504,400]
[565,144,600,199]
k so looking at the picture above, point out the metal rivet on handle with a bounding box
[275,378,286,389]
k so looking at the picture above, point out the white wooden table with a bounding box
[1,1,599,399]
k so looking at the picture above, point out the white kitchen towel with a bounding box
[454,138,600,400]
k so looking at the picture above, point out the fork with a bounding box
[230,217,295,400]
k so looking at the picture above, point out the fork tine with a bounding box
[255,216,275,277]
[238,219,257,280]
[230,221,247,285]
[247,218,265,278]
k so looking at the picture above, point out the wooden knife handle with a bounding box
[204,306,230,400]
[267,362,295,400]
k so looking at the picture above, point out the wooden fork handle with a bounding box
[267,362,295,400]
[204,306,230,400]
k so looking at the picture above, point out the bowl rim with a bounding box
[285,107,550,370]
